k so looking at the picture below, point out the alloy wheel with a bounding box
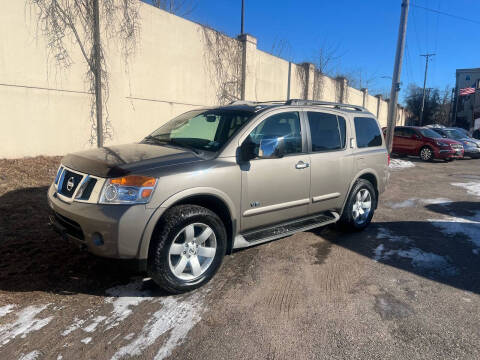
[420,147,432,161]
[352,189,372,225]
[168,223,217,281]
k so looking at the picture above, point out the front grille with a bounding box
[451,144,463,150]
[77,178,97,201]
[59,170,84,198]
[54,212,84,240]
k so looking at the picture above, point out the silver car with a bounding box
[48,100,389,293]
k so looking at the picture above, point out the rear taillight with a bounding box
[387,154,391,166]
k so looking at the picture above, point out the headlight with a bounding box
[465,141,476,147]
[99,175,157,204]
[435,141,449,147]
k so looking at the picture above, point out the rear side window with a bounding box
[307,112,346,151]
[354,117,382,148]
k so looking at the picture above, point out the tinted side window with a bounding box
[248,112,302,156]
[354,117,383,148]
[307,112,346,151]
[394,128,405,137]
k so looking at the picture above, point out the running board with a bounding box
[233,211,340,249]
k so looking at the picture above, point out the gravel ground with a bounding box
[0,156,479,359]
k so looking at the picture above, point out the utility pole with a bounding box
[241,0,245,35]
[386,0,409,154]
[419,53,435,126]
[93,0,103,147]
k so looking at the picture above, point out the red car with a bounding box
[384,126,464,162]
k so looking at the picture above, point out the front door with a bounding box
[240,111,310,232]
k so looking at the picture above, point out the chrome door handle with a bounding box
[295,161,309,169]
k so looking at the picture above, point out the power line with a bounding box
[412,3,480,25]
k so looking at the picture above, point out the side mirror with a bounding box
[258,136,285,159]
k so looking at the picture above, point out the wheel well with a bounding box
[358,173,378,208]
[153,195,234,255]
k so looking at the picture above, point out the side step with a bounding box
[233,211,340,249]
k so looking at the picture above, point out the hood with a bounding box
[62,143,205,177]
[433,138,462,145]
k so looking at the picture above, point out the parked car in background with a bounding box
[385,126,464,162]
[431,127,480,159]
[452,127,471,138]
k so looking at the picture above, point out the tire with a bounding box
[338,179,377,232]
[419,146,434,162]
[148,205,227,294]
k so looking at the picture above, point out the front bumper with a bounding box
[436,148,464,159]
[463,147,480,158]
[47,184,153,259]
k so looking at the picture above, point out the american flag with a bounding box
[459,87,476,96]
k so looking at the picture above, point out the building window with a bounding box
[466,75,471,81]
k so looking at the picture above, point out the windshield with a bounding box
[419,128,442,139]
[142,109,253,152]
[442,129,465,140]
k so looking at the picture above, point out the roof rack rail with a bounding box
[228,99,369,113]
[228,100,286,106]
[286,99,367,112]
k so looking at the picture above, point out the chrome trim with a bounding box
[312,192,341,203]
[243,198,310,217]
[54,165,104,204]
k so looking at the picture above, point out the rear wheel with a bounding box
[148,205,226,294]
[419,146,434,162]
[338,179,376,232]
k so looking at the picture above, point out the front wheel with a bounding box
[419,146,434,162]
[338,179,376,232]
[148,205,227,294]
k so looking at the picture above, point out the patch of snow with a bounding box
[124,333,135,340]
[429,210,480,250]
[111,291,206,360]
[0,305,53,346]
[375,245,458,276]
[373,244,385,262]
[0,305,15,318]
[80,337,92,344]
[83,316,107,333]
[57,355,63,360]
[374,228,457,276]
[61,317,86,336]
[18,350,42,360]
[376,228,412,244]
[388,199,417,209]
[104,280,153,330]
[389,159,415,170]
[452,182,480,197]
[385,197,452,209]
[420,198,453,205]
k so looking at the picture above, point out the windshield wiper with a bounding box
[169,139,200,154]
[143,136,200,155]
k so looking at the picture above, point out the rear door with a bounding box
[305,110,353,214]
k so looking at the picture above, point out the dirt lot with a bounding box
[1,156,479,359]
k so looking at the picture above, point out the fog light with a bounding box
[92,232,104,246]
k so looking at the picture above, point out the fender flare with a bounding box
[340,169,380,216]
[137,187,238,260]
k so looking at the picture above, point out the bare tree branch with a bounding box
[29,0,141,145]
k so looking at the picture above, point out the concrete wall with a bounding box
[0,1,406,158]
